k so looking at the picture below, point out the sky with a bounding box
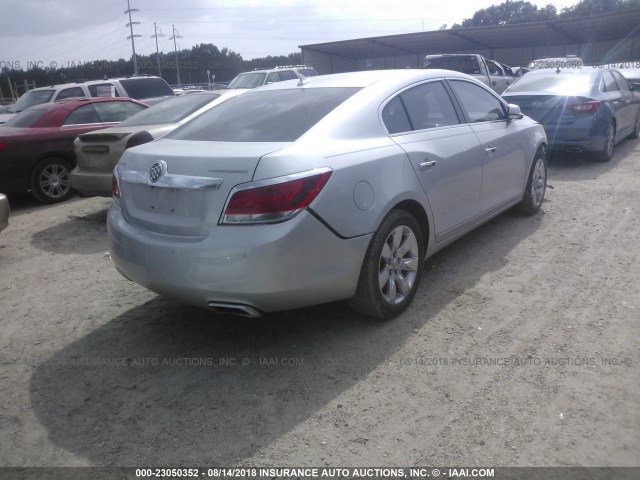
[0,0,579,71]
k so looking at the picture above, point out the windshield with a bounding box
[9,90,55,113]
[507,72,596,95]
[118,78,174,99]
[120,93,220,127]
[227,73,267,89]
[2,109,48,128]
[423,56,482,75]
[169,87,361,142]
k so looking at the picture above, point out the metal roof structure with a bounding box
[300,8,640,72]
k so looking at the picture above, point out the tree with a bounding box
[559,0,640,17]
[461,1,558,27]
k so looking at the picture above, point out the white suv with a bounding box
[0,76,174,122]
[226,65,318,89]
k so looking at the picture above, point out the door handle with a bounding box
[419,160,437,170]
[485,146,497,154]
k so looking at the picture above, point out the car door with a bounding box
[383,80,483,242]
[485,59,511,94]
[448,79,528,213]
[610,70,638,136]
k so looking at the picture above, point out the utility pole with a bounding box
[151,23,165,78]
[170,25,183,87]
[125,0,141,75]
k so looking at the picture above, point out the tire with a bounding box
[627,111,640,140]
[348,209,424,319]
[518,147,547,215]
[30,157,74,204]
[594,121,615,162]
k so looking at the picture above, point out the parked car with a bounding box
[528,55,583,70]
[225,65,318,90]
[108,69,547,319]
[502,68,640,161]
[0,76,172,124]
[0,193,8,233]
[71,90,244,197]
[422,54,515,93]
[0,97,147,203]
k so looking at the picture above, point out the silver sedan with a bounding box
[108,70,547,319]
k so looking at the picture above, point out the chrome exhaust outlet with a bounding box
[208,302,262,317]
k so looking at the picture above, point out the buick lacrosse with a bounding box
[108,70,547,319]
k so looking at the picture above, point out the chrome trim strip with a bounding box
[120,169,223,190]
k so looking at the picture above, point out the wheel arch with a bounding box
[388,199,430,253]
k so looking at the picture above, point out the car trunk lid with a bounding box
[117,138,285,236]
[504,94,595,126]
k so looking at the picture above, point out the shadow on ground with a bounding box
[29,209,544,466]
[30,208,108,255]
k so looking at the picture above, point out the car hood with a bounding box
[0,113,16,125]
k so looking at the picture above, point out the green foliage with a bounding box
[0,44,302,99]
[459,0,640,27]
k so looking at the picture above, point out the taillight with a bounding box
[567,100,600,113]
[0,143,6,150]
[125,130,154,150]
[112,168,121,204]
[222,169,332,224]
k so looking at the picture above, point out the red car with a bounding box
[0,97,147,203]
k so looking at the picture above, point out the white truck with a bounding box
[422,54,516,94]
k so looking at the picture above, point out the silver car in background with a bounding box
[71,91,244,197]
[108,70,547,319]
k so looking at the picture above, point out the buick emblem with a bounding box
[149,161,165,183]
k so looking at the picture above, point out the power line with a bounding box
[151,23,166,78]
[125,0,142,75]
[169,25,183,87]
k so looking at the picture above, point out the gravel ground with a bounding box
[0,139,638,469]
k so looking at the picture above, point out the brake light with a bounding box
[222,169,332,224]
[112,168,121,203]
[0,143,6,150]
[567,100,600,113]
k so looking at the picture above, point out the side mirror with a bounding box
[507,104,524,120]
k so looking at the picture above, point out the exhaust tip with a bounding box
[208,302,262,317]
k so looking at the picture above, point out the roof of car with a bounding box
[27,76,165,92]
[25,97,145,113]
[255,69,474,90]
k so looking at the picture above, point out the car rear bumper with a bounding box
[107,204,371,313]
[70,167,112,197]
[542,119,607,152]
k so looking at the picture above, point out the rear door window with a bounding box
[601,71,619,92]
[118,78,174,99]
[63,104,101,125]
[88,83,119,97]
[93,101,146,123]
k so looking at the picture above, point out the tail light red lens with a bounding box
[0,143,6,150]
[112,170,121,200]
[567,100,600,113]
[222,169,332,224]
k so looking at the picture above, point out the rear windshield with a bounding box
[227,73,266,89]
[169,87,361,142]
[508,72,596,95]
[9,90,55,113]
[2,109,48,128]
[423,56,482,75]
[297,69,318,77]
[118,78,174,99]
[121,93,220,127]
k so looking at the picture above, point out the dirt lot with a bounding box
[0,140,639,469]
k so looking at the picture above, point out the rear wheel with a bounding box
[31,157,74,204]
[348,209,424,319]
[594,121,615,162]
[518,147,547,215]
